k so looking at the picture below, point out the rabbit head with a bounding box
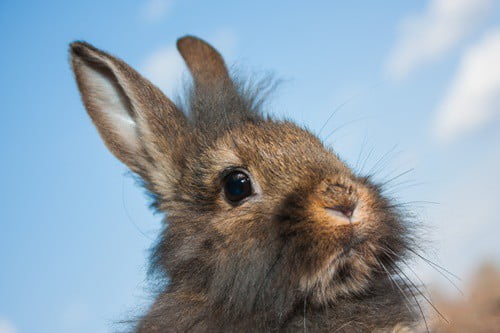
[70,36,414,326]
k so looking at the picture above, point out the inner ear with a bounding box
[90,61,135,121]
[82,58,139,152]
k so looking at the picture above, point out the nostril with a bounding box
[325,205,354,219]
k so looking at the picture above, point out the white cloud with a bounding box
[0,318,17,333]
[139,29,237,95]
[433,29,500,144]
[141,0,174,23]
[386,0,493,79]
[140,45,185,95]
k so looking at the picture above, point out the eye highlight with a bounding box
[223,170,253,204]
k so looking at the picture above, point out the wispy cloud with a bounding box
[0,318,17,333]
[140,29,237,94]
[140,45,185,94]
[386,0,493,79]
[433,29,500,144]
[141,0,174,23]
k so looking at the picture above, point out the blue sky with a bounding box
[1,1,499,332]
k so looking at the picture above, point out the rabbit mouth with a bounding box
[328,236,370,279]
[298,233,376,303]
[340,233,367,255]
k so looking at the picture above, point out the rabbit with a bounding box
[69,36,424,332]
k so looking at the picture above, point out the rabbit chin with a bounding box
[299,238,380,305]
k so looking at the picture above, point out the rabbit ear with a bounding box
[176,36,231,86]
[70,42,189,191]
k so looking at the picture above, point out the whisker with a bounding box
[366,144,399,176]
[318,81,383,136]
[378,168,415,187]
[333,320,355,332]
[392,262,449,324]
[323,117,367,142]
[303,294,307,333]
[405,247,463,295]
[122,176,154,241]
[389,262,430,333]
[373,255,414,315]
[385,201,440,209]
[359,146,375,175]
[382,180,425,194]
[382,245,462,295]
[398,258,431,294]
[354,137,368,172]
[252,245,284,310]
[406,247,461,281]
[317,100,349,136]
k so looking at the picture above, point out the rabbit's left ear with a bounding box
[70,42,189,198]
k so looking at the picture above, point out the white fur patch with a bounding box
[84,64,139,152]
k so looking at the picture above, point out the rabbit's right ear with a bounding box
[70,42,189,194]
[177,36,231,86]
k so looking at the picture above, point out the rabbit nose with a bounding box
[325,204,355,220]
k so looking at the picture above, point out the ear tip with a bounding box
[70,41,88,55]
[69,41,102,61]
[177,35,200,43]
[176,35,207,52]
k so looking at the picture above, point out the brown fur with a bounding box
[70,36,422,332]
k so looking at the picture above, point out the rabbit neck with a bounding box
[135,276,419,332]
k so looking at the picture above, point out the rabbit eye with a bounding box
[223,171,253,203]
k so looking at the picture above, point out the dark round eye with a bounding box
[223,171,253,203]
